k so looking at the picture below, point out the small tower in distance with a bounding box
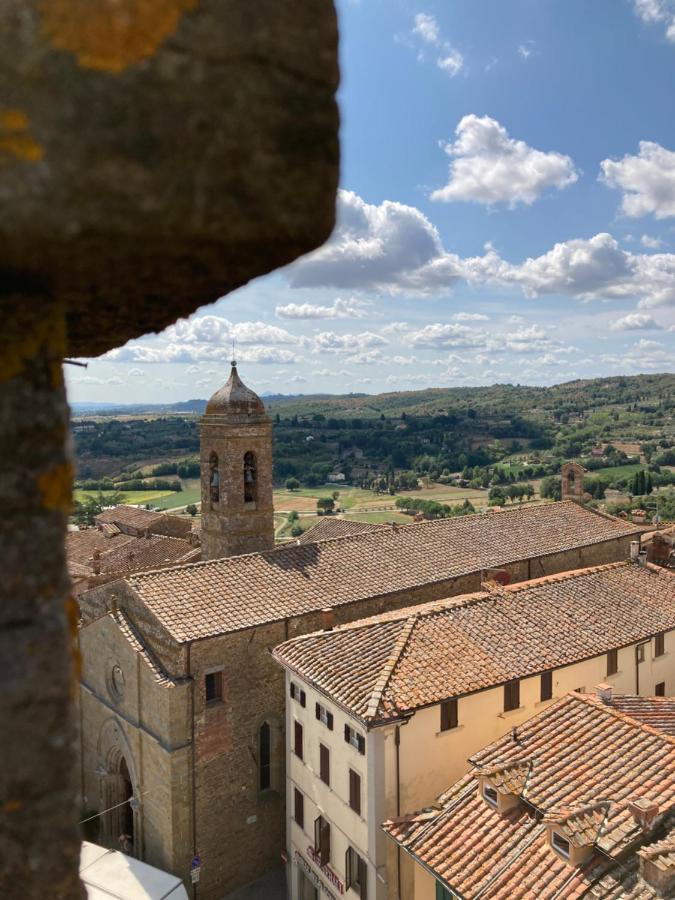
[561,461,586,503]
[200,361,274,560]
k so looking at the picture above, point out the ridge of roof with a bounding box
[365,614,418,720]
[574,691,675,747]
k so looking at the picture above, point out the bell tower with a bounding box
[200,361,275,560]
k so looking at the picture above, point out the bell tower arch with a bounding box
[200,361,274,560]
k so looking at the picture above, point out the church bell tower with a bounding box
[200,361,275,560]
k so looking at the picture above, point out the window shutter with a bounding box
[315,702,321,720]
[300,690,306,708]
[440,701,449,731]
[320,744,330,786]
[345,849,352,889]
[441,699,458,730]
[656,632,665,657]
[349,769,361,815]
[357,733,366,755]
[314,816,321,852]
[294,721,303,760]
[541,671,552,702]
[359,855,368,899]
[290,682,295,699]
[294,788,304,829]
[320,820,331,866]
[344,724,350,743]
[327,711,334,731]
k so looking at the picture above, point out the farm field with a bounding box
[150,488,201,510]
[73,489,176,506]
[586,463,644,479]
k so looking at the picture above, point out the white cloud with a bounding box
[165,314,298,346]
[275,297,366,319]
[632,0,675,40]
[388,355,417,365]
[518,41,535,59]
[412,12,440,44]
[452,312,490,321]
[105,343,301,365]
[312,331,388,354]
[107,376,123,385]
[288,189,463,292]
[382,321,410,335]
[431,115,578,207]
[600,142,675,218]
[610,312,662,331]
[289,375,307,384]
[410,323,489,349]
[641,234,665,248]
[437,51,464,77]
[128,368,144,377]
[312,368,333,376]
[634,338,664,350]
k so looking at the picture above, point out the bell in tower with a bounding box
[200,361,275,560]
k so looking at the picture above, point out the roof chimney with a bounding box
[91,548,101,575]
[638,549,648,567]
[596,683,613,704]
[322,608,334,631]
[630,540,640,561]
[630,798,659,830]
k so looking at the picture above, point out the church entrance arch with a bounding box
[97,718,141,857]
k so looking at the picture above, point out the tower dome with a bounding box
[205,361,268,419]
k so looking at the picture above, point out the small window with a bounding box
[345,846,368,898]
[244,451,257,503]
[504,679,520,712]
[290,682,295,700]
[290,682,306,707]
[440,699,458,731]
[482,783,498,806]
[294,788,304,829]
[540,671,553,702]
[349,769,362,815]
[259,722,271,791]
[314,815,331,866]
[315,702,334,730]
[319,743,330,786]
[209,451,219,506]
[205,671,222,704]
[345,724,366,755]
[656,681,666,696]
[552,831,570,858]
[607,648,618,676]
[655,632,665,657]
[294,721,303,760]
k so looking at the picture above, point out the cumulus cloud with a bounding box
[641,234,665,248]
[166,316,297,346]
[312,331,388,353]
[437,51,464,77]
[600,142,675,219]
[105,344,301,365]
[431,115,578,207]
[288,189,463,292]
[289,375,307,384]
[632,0,675,40]
[275,297,366,319]
[610,312,662,331]
[128,368,144,377]
[409,323,489,349]
[412,12,440,44]
[452,312,490,321]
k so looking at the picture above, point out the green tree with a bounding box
[317,497,335,514]
[185,503,198,517]
[285,477,300,491]
[290,524,303,537]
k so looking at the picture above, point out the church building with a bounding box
[76,364,642,899]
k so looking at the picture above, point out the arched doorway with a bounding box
[118,757,134,853]
[97,719,140,856]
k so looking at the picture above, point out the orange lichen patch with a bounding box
[0,108,44,164]
[0,305,65,385]
[2,800,23,814]
[39,0,198,73]
[37,463,74,513]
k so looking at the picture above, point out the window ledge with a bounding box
[435,725,465,737]
[606,671,622,679]
[498,706,525,719]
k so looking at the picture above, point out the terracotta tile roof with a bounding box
[110,610,183,688]
[604,695,675,736]
[383,692,675,899]
[67,527,198,579]
[95,505,164,529]
[273,562,675,723]
[295,517,386,544]
[124,502,640,642]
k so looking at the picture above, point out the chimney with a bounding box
[322,608,334,631]
[596,683,613,704]
[630,540,640,561]
[630,797,659,830]
[92,548,101,575]
[638,549,648,567]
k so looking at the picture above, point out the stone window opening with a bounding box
[205,670,223,705]
[209,452,220,507]
[259,721,271,791]
[244,451,257,504]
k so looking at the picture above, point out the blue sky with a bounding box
[70,0,675,403]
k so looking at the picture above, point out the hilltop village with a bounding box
[73,364,675,900]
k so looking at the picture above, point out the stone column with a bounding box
[0,297,84,898]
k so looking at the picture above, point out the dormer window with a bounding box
[483,784,498,806]
[209,452,220,506]
[244,451,257,503]
[552,832,570,859]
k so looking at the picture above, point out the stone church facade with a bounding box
[77,366,642,899]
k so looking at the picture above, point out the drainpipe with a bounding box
[188,642,198,899]
[395,725,401,900]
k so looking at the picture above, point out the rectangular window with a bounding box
[319,743,330,786]
[503,679,520,712]
[482,784,498,806]
[440,698,458,731]
[315,702,334,730]
[344,724,366,755]
[294,788,304,830]
[205,670,222,704]
[349,769,362,815]
[552,832,570,858]
[345,846,368,898]
[655,632,665,657]
[294,721,303,761]
[607,648,618,676]
[314,815,331,866]
[290,682,295,700]
[290,682,306,707]
[656,681,666,696]
[637,644,646,663]
[540,671,553,702]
